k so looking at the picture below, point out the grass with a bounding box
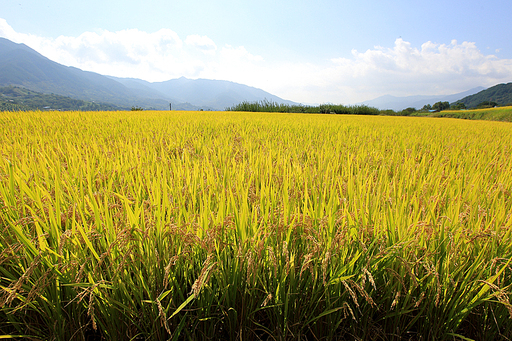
[225,99,380,115]
[0,110,511,340]
[433,106,512,122]
[226,100,512,123]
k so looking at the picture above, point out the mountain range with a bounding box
[0,37,295,110]
[108,76,297,110]
[454,82,512,108]
[359,87,487,111]
[1,36,511,111]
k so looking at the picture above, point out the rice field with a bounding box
[434,106,512,122]
[0,110,511,340]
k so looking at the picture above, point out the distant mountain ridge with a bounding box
[109,76,297,110]
[455,83,512,108]
[359,87,486,111]
[0,37,296,110]
[0,37,172,109]
[2,37,509,111]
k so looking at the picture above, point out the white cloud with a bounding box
[275,38,512,103]
[185,34,217,54]
[1,17,512,104]
[227,38,512,104]
[0,18,17,39]
[0,18,265,82]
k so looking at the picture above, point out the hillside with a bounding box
[434,106,512,122]
[0,86,123,111]
[0,38,192,110]
[360,87,485,111]
[0,37,297,111]
[152,77,297,110]
[108,76,298,111]
[454,82,512,108]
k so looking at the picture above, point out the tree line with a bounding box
[225,99,380,115]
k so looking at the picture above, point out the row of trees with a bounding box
[421,100,499,112]
[226,99,380,115]
[0,86,122,111]
[421,101,455,112]
[226,99,505,118]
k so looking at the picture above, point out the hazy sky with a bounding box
[1,0,512,104]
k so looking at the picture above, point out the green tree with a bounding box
[476,101,497,109]
[400,107,416,116]
[432,101,450,112]
[421,104,432,111]
[451,102,466,110]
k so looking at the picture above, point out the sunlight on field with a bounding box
[1,110,511,339]
[438,105,512,122]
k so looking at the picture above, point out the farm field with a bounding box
[1,110,512,340]
[433,106,512,122]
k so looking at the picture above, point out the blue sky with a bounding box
[1,0,512,104]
